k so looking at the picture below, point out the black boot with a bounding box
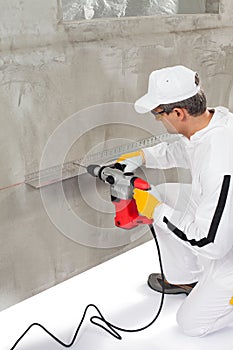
[148,273,197,295]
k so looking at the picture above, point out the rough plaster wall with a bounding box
[62,0,219,21]
[62,0,215,21]
[0,0,233,310]
[62,0,179,20]
[206,0,220,13]
[177,0,205,14]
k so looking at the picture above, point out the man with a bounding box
[117,65,233,336]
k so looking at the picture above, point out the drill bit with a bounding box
[73,162,87,169]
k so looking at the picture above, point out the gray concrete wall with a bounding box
[0,0,233,311]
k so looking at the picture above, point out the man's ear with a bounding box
[174,108,186,120]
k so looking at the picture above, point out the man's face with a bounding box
[151,108,179,134]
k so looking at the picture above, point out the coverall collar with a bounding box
[187,106,229,143]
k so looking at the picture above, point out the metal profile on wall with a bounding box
[25,133,178,189]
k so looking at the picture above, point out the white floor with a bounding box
[1,240,233,350]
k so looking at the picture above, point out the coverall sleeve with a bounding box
[143,139,190,169]
[153,131,233,259]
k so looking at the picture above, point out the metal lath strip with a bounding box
[25,133,178,189]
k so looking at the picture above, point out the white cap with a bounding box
[134,65,200,114]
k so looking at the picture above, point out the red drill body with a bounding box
[87,164,153,230]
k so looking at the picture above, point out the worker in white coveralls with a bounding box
[117,65,233,336]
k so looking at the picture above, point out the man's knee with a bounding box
[176,307,209,337]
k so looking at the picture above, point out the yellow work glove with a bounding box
[117,150,145,173]
[133,188,161,219]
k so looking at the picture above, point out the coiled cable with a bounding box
[10,224,165,349]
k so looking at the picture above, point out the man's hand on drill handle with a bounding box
[116,151,162,220]
[116,150,145,173]
[133,188,161,220]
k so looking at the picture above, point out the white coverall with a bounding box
[142,106,233,336]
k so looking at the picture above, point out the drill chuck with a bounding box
[86,164,101,177]
[87,164,116,185]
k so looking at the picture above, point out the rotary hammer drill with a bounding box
[86,163,153,229]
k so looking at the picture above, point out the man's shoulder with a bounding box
[208,106,233,134]
[208,121,233,146]
[213,106,233,122]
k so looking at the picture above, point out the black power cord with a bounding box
[10,224,165,349]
